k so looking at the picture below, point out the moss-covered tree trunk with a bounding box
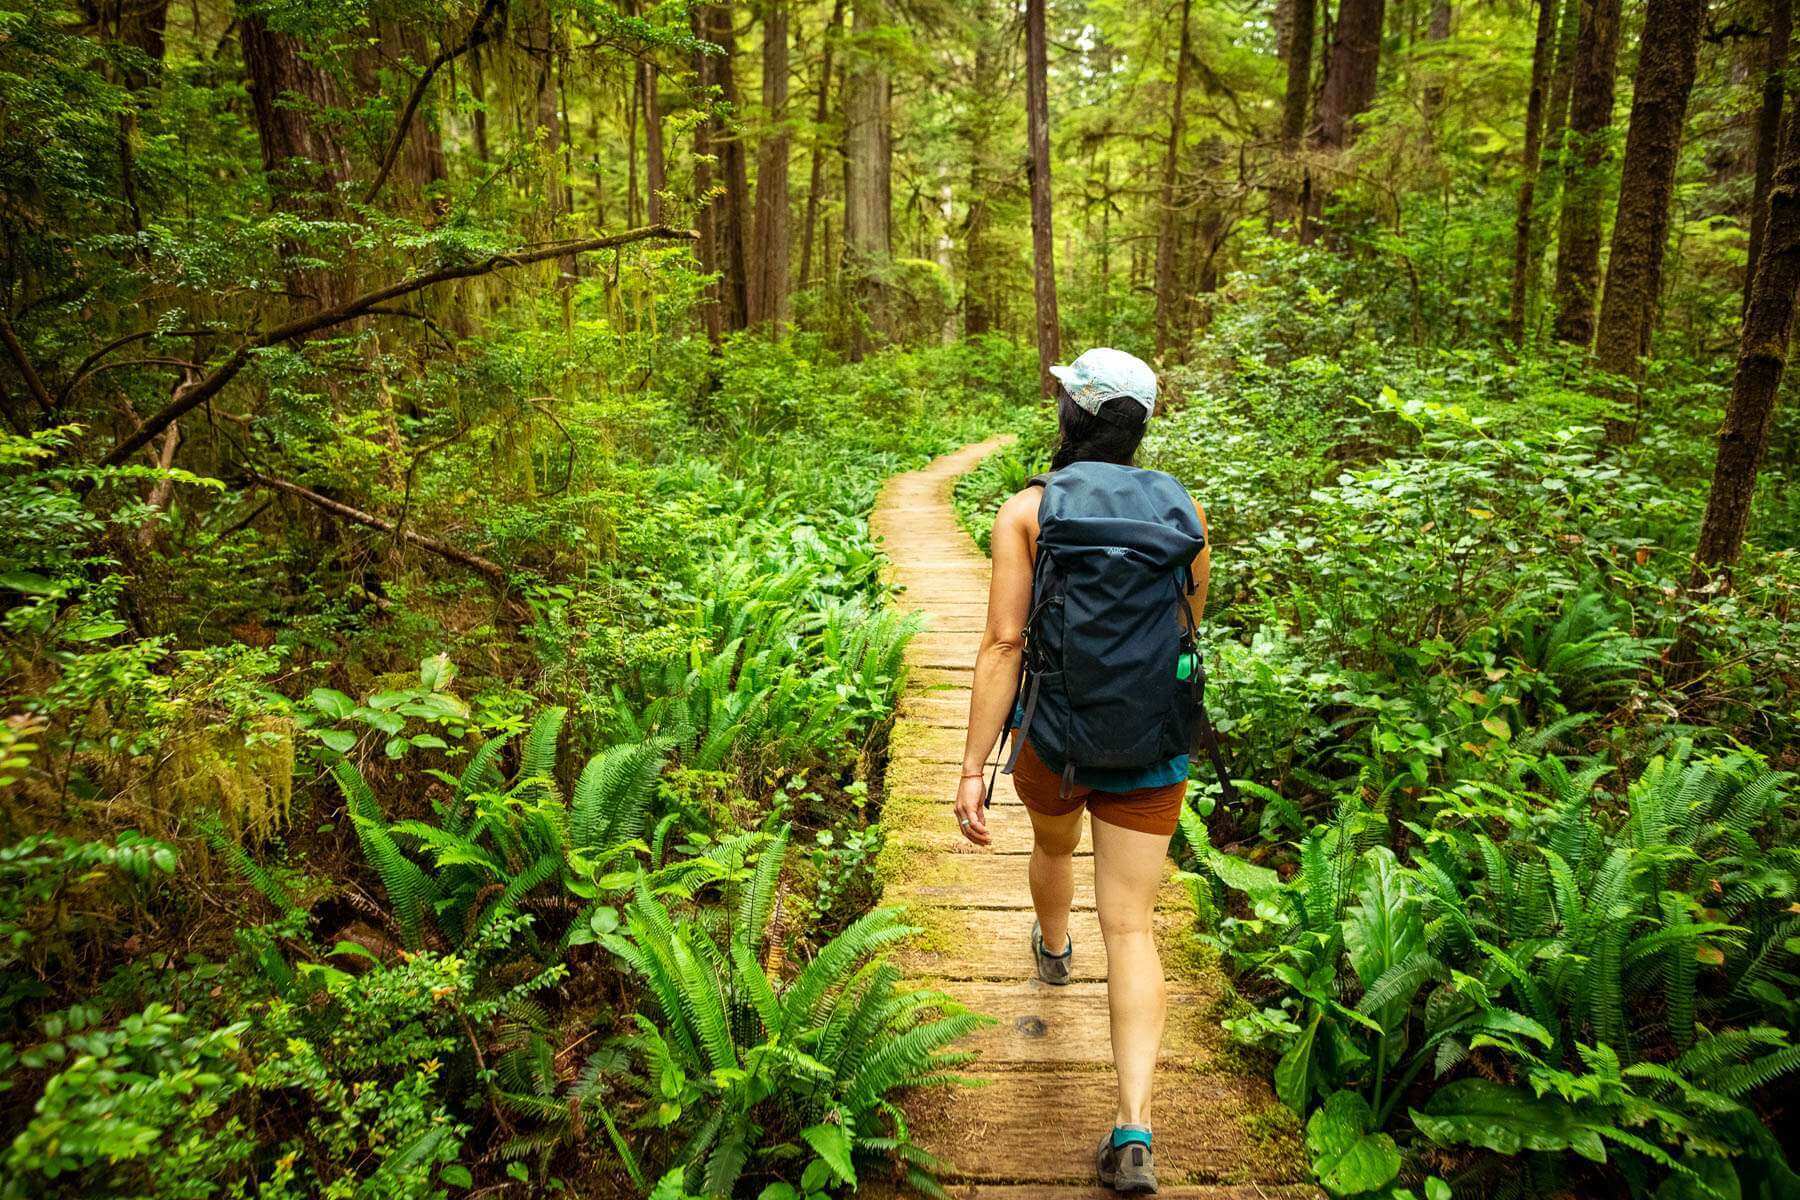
[1505,0,1561,345]
[750,0,792,329]
[844,0,893,357]
[1549,0,1623,345]
[1745,0,1792,311]
[1593,0,1708,441]
[1672,102,1800,681]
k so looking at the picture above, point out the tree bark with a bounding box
[798,0,846,290]
[1025,0,1061,394]
[1423,0,1451,113]
[1314,0,1387,149]
[705,3,752,332]
[844,0,893,357]
[1155,0,1194,360]
[643,60,665,223]
[750,0,792,328]
[1506,0,1562,345]
[1672,105,1800,679]
[1745,0,1792,310]
[1549,0,1624,345]
[1593,0,1708,440]
[1281,0,1316,148]
[239,12,352,305]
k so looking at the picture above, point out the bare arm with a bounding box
[951,489,1038,847]
[1186,495,1211,625]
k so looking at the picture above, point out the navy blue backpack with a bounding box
[991,460,1235,805]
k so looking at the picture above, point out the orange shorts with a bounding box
[1010,740,1186,837]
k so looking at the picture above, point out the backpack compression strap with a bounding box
[1180,591,1238,808]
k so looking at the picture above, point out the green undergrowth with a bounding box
[1,334,1032,1200]
[950,240,1799,1200]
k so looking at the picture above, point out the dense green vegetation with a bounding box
[3,0,1799,1194]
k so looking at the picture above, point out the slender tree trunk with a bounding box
[470,42,490,163]
[1155,0,1194,359]
[704,3,751,332]
[798,0,846,290]
[691,20,723,347]
[1423,0,1451,113]
[1672,105,1800,679]
[750,0,793,328]
[642,60,665,223]
[1506,0,1562,344]
[1025,0,1060,394]
[627,58,641,227]
[1550,0,1624,345]
[1593,0,1708,441]
[1745,0,1792,310]
[1281,0,1316,148]
[844,0,893,357]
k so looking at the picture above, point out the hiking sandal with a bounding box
[1097,1129,1158,1195]
[1031,919,1072,986]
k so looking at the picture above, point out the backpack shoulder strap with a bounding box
[1025,472,1052,489]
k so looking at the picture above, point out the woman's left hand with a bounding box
[953,775,990,847]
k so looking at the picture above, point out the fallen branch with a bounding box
[362,0,507,206]
[246,470,508,583]
[57,327,223,408]
[97,223,697,469]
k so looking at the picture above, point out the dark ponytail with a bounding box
[1049,387,1147,471]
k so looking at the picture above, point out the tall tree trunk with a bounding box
[642,60,665,223]
[844,0,893,357]
[1154,0,1194,360]
[470,42,490,163]
[1745,0,1792,310]
[691,20,723,347]
[239,12,352,306]
[1422,0,1451,113]
[798,0,846,290]
[1281,0,1316,148]
[708,3,751,332]
[1549,0,1624,345]
[1506,0,1562,344]
[1672,103,1800,680]
[750,0,793,328]
[1314,0,1387,149]
[1025,0,1060,394]
[1593,0,1708,441]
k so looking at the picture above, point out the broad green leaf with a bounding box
[420,653,456,691]
[1306,1090,1400,1196]
[309,687,356,719]
[317,729,357,753]
[1411,1079,1607,1163]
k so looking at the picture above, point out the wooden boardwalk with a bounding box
[870,437,1314,1200]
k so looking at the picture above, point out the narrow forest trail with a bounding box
[870,439,1316,1199]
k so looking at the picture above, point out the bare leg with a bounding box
[1092,816,1171,1127]
[1025,805,1083,954]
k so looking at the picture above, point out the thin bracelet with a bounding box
[960,770,985,779]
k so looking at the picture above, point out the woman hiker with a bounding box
[951,347,1211,1197]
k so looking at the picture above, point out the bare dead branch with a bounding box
[96,223,698,470]
[246,470,507,583]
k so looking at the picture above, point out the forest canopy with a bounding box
[0,0,1797,1194]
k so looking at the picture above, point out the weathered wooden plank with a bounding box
[899,1070,1307,1186]
[930,980,1219,1065]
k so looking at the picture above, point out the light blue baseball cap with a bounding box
[1049,347,1157,422]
